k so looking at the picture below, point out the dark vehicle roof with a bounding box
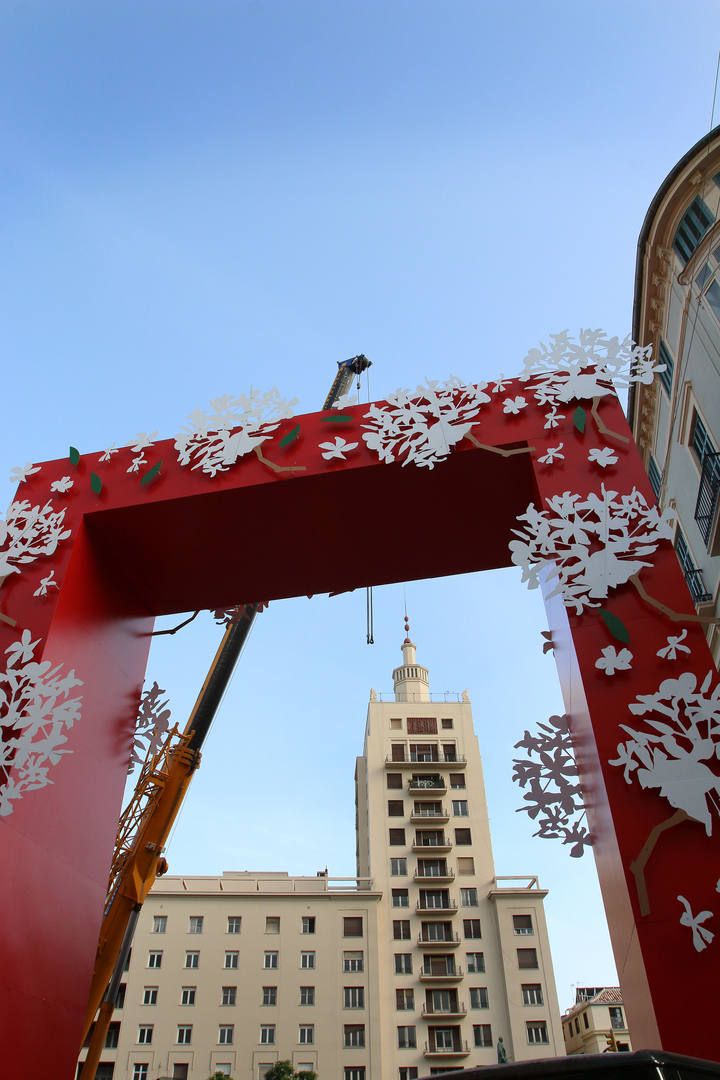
[421,1051,720,1080]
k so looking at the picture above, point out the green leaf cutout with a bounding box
[573,406,586,434]
[279,424,300,448]
[90,472,103,495]
[69,446,80,466]
[599,609,630,645]
[321,414,352,423]
[141,461,162,487]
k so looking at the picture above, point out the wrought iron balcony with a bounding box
[408,779,446,793]
[410,808,450,824]
[415,866,454,883]
[387,755,466,769]
[418,932,460,948]
[694,449,720,547]
[419,965,463,982]
[422,1003,467,1019]
[684,566,713,604]
[423,1041,471,1057]
[416,899,458,916]
[413,837,452,853]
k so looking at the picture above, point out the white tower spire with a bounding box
[392,614,430,702]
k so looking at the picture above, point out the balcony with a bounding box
[422,1004,467,1020]
[415,866,454,884]
[418,932,460,949]
[423,1042,471,1058]
[410,807,449,824]
[387,755,467,770]
[408,779,446,794]
[413,838,452,854]
[683,566,713,605]
[416,900,458,916]
[694,449,720,547]
[419,965,463,983]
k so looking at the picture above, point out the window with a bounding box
[648,454,662,498]
[658,340,674,397]
[344,1024,366,1048]
[391,717,403,729]
[466,951,485,973]
[673,196,714,264]
[219,1024,234,1045]
[133,1067,149,1080]
[180,986,196,1006]
[522,984,543,1006]
[527,1021,549,1045]
[513,914,534,935]
[450,773,465,789]
[152,915,167,934]
[115,984,126,1008]
[265,916,280,934]
[137,1023,153,1045]
[461,887,478,906]
[391,742,407,761]
[470,986,489,1009]
[392,888,409,908]
[397,1025,417,1049]
[452,800,468,816]
[454,827,472,844]
[176,1025,192,1045]
[301,951,316,969]
[391,858,407,876]
[393,920,411,940]
[610,1005,625,1028]
[185,951,199,969]
[298,1066,315,1076]
[188,915,204,934]
[300,985,315,1006]
[105,1021,121,1048]
[408,716,438,734]
[517,948,538,969]
[227,915,241,934]
[473,1024,492,1047]
[260,1025,276,1045]
[344,986,365,1009]
[583,1012,589,1029]
[142,986,158,1006]
[263,951,277,969]
[262,986,277,1006]
[396,988,415,1010]
[344,951,364,972]
[344,916,364,937]
[301,916,316,934]
[388,799,405,816]
[389,828,406,845]
[344,1069,366,1080]
[463,919,482,939]
[395,953,412,974]
[441,718,454,730]
[299,1024,314,1045]
[690,408,716,468]
[147,950,162,968]
[387,773,403,789]
[222,985,237,1006]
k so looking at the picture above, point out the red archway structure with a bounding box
[1,350,719,1073]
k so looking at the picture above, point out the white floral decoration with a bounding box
[9,464,41,485]
[175,390,298,477]
[610,671,720,835]
[518,329,665,408]
[678,895,715,952]
[502,395,527,415]
[362,378,490,470]
[33,570,57,598]
[130,432,159,453]
[512,713,592,858]
[319,437,359,461]
[99,446,119,462]
[657,629,691,661]
[595,645,633,676]
[127,454,147,474]
[509,485,675,614]
[543,407,565,429]
[538,444,564,466]
[331,391,358,411]
[50,476,74,494]
[0,500,72,582]
[492,376,508,393]
[588,446,619,469]
[0,629,83,817]
[128,681,172,773]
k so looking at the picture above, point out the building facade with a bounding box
[562,988,632,1055]
[78,628,563,1079]
[630,126,720,663]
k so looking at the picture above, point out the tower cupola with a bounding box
[392,616,430,702]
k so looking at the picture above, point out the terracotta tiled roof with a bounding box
[594,987,623,1004]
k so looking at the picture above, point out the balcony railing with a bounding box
[408,779,446,792]
[418,932,460,947]
[422,1004,467,1019]
[420,965,463,981]
[413,839,452,853]
[417,900,458,915]
[415,866,454,882]
[423,1041,471,1057]
[387,755,466,769]
[611,1017,626,1030]
[694,449,720,546]
[683,566,713,604]
[411,808,449,823]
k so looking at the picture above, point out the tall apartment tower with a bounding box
[355,621,564,1075]
[77,626,562,1080]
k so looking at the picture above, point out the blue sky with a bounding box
[3,1,719,1012]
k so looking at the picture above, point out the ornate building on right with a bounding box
[562,988,632,1056]
[630,125,720,664]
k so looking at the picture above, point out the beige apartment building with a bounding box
[562,988,632,1055]
[78,627,563,1080]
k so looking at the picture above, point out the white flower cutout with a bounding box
[538,444,564,466]
[331,391,358,410]
[544,407,565,429]
[319,437,359,461]
[595,645,633,676]
[33,570,58,598]
[130,432,158,453]
[492,376,508,393]
[9,463,40,485]
[5,629,40,667]
[588,446,619,469]
[127,454,147,474]
[657,629,691,661]
[99,446,119,462]
[50,476,74,494]
[503,396,527,415]
[678,895,715,952]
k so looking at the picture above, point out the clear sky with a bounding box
[3,0,720,1014]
